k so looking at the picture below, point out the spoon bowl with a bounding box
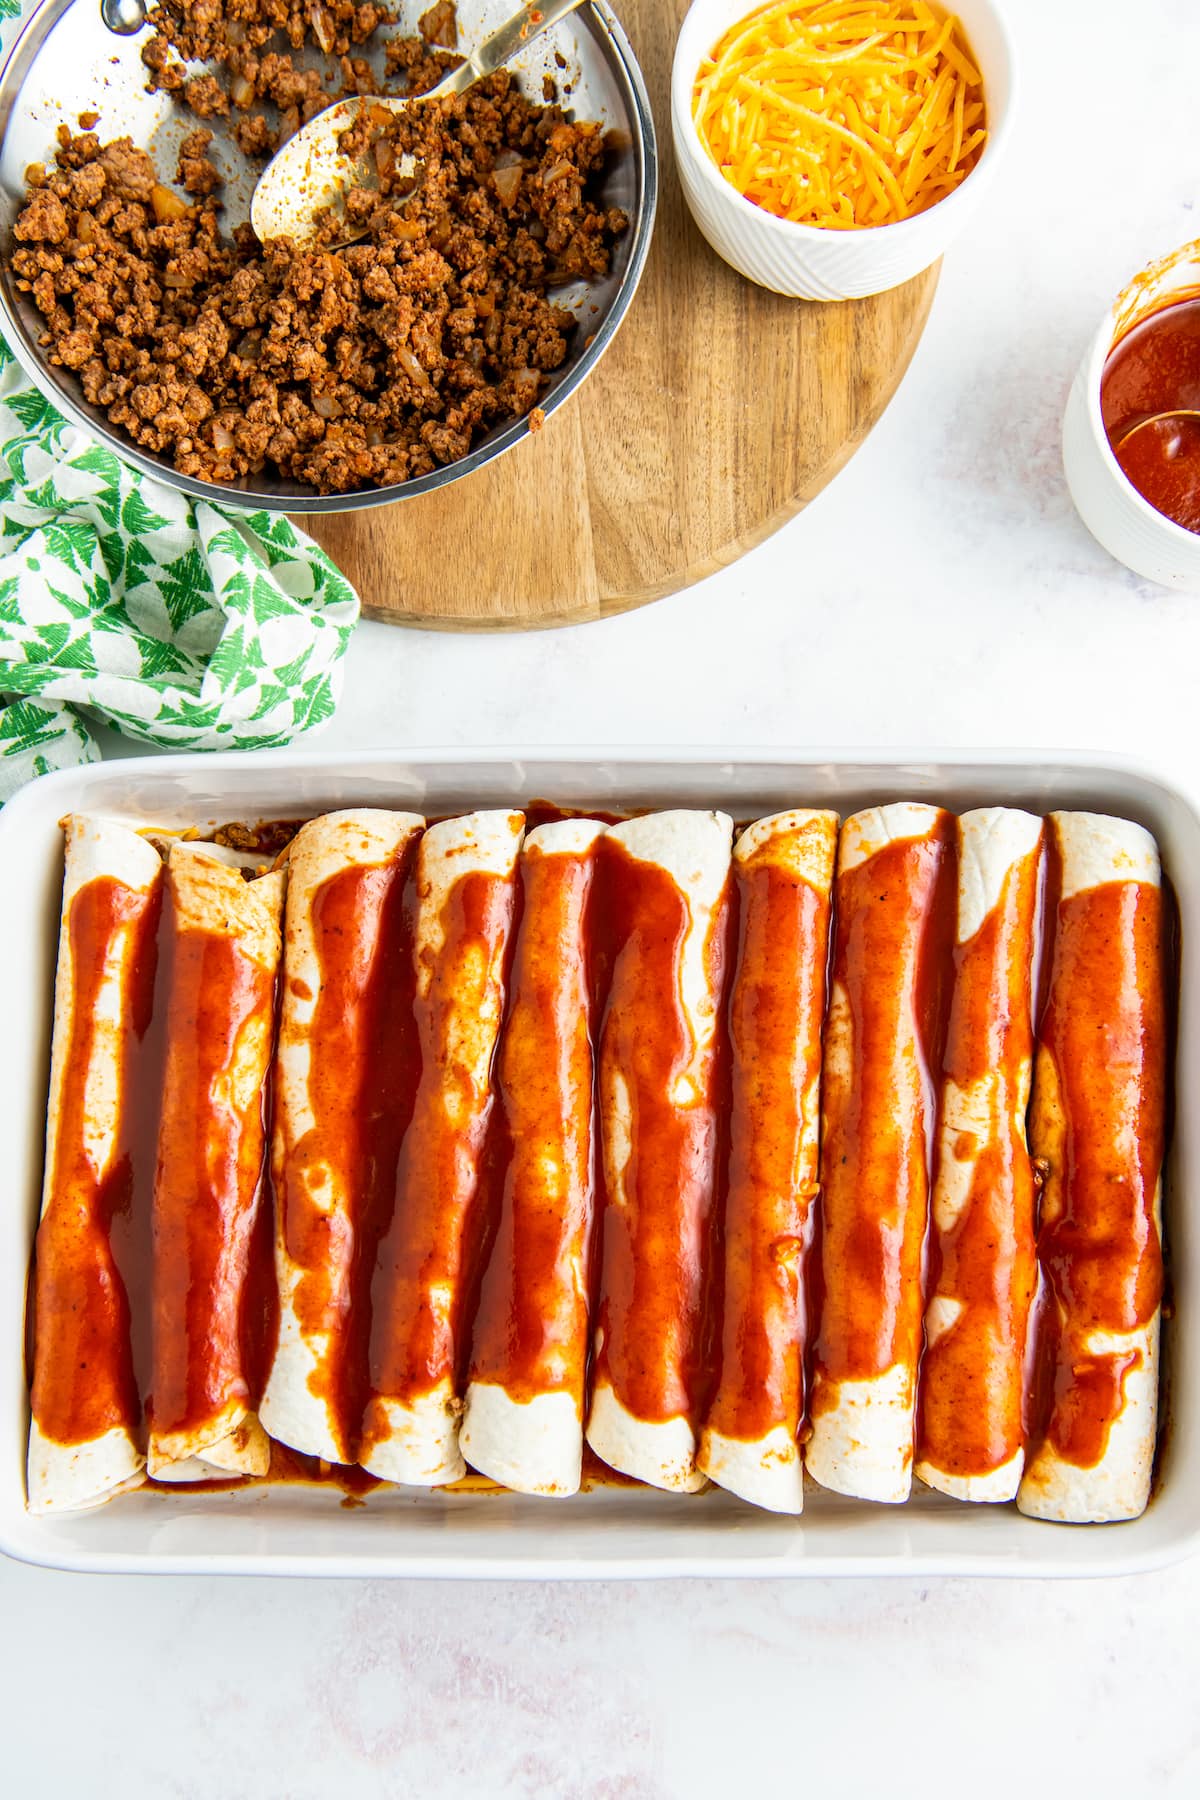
[251,0,589,243]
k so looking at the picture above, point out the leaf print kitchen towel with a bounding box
[0,323,360,800]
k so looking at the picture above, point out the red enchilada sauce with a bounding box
[149,918,280,1445]
[467,842,598,1410]
[1028,852,1165,1470]
[704,840,831,1447]
[1101,295,1200,532]
[590,838,730,1428]
[276,848,420,1464]
[30,873,161,1446]
[811,817,956,1409]
[916,840,1042,1480]
[365,863,519,1434]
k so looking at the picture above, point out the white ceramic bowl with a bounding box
[670,0,1017,301]
[1063,238,1200,590]
[1,745,1198,1578]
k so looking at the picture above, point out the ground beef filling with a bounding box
[10,11,626,494]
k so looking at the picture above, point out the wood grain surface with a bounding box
[303,0,940,631]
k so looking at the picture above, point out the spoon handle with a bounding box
[429,0,591,98]
[1113,409,1200,450]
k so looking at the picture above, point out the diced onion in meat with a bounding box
[311,5,335,54]
[493,161,522,205]
[150,183,191,223]
[396,345,435,395]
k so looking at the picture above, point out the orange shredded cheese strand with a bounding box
[692,1,987,230]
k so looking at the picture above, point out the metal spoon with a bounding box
[251,0,589,244]
[1112,409,1200,452]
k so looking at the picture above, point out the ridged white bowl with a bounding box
[1063,238,1200,590]
[670,0,1017,301]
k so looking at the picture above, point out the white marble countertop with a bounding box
[6,0,1200,1792]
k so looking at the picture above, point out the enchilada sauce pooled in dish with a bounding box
[1101,296,1200,533]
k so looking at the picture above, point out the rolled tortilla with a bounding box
[1018,812,1165,1524]
[697,810,838,1514]
[914,809,1043,1502]
[807,803,955,1504]
[585,809,734,1493]
[146,845,284,1482]
[460,819,604,1496]
[259,809,425,1464]
[28,814,163,1514]
[362,811,525,1486]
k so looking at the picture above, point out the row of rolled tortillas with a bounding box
[265,805,735,1498]
[806,803,1162,1524]
[28,802,1164,1525]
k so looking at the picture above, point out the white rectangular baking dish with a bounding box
[0,746,1194,1578]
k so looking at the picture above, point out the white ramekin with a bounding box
[670,0,1017,301]
[1063,239,1200,591]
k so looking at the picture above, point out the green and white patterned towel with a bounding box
[0,0,361,800]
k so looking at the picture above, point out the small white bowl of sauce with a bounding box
[1064,238,1200,589]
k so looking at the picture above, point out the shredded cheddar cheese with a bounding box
[692,1,987,230]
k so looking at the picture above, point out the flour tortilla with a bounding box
[585,809,733,1493]
[362,811,524,1486]
[259,809,425,1463]
[460,1385,587,1498]
[697,809,838,1514]
[27,815,163,1514]
[806,802,948,1504]
[1018,812,1163,1525]
[460,818,605,1497]
[146,845,283,1482]
[914,807,1042,1503]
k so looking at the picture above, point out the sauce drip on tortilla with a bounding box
[30,873,161,1446]
[1027,845,1165,1470]
[150,914,279,1444]
[704,838,831,1447]
[364,863,519,1436]
[467,842,598,1411]
[590,838,730,1428]
[1102,295,1200,533]
[277,849,420,1464]
[916,838,1042,1480]
[810,816,957,1408]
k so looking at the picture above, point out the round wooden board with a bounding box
[301,1,940,631]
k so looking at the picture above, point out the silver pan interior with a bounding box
[0,0,656,512]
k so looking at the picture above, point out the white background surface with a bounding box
[5,0,1200,1792]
